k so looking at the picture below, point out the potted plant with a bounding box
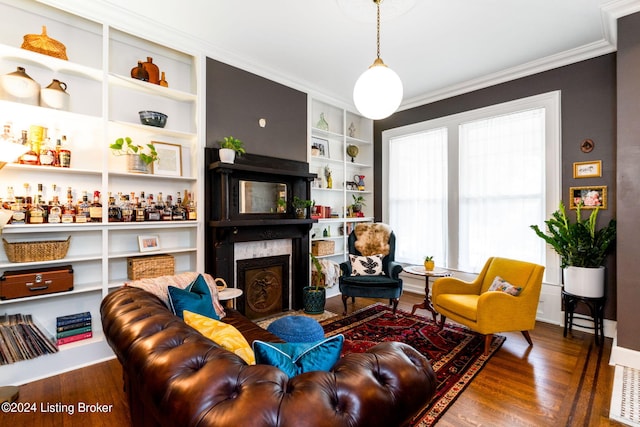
[304,253,326,314]
[218,136,246,163]
[350,194,366,217]
[292,196,314,219]
[423,256,435,271]
[530,201,616,297]
[109,137,158,173]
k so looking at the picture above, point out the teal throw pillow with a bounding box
[168,274,220,320]
[252,334,344,377]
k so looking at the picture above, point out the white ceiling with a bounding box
[58,0,640,111]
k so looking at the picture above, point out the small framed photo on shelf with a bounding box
[152,141,182,176]
[573,160,602,178]
[138,235,160,252]
[311,136,329,158]
[569,186,607,210]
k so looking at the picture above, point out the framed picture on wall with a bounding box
[311,136,329,158]
[569,185,607,209]
[152,142,182,176]
[573,160,602,178]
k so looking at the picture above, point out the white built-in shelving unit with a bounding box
[308,98,374,297]
[0,0,203,384]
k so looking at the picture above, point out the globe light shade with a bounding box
[353,59,403,120]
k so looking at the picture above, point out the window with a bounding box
[382,92,561,281]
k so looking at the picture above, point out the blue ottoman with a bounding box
[266,315,325,342]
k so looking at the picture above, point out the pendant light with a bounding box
[353,0,403,120]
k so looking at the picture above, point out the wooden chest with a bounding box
[0,265,74,300]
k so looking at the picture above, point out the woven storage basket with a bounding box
[3,236,71,262]
[21,25,68,60]
[127,254,175,280]
[312,240,335,256]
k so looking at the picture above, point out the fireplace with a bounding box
[237,255,289,320]
[205,148,317,314]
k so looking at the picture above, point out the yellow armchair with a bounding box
[432,257,544,355]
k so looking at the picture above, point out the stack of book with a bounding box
[56,311,92,345]
[0,313,58,365]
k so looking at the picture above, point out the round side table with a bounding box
[218,288,243,309]
[404,265,452,322]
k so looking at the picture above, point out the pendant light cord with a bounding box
[376,0,381,59]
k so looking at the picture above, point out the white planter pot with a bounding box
[563,266,605,298]
[219,148,236,163]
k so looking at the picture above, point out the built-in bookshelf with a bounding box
[0,0,203,384]
[308,98,374,297]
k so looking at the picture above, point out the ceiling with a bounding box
[73,0,638,111]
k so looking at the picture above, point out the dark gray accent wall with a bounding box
[206,58,307,162]
[616,12,640,352]
[373,54,617,319]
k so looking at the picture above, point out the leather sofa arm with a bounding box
[101,286,436,427]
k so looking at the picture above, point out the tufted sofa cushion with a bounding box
[101,286,437,427]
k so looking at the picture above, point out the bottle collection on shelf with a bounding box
[1,184,197,225]
[1,122,72,167]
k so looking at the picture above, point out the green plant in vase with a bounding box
[110,137,158,173]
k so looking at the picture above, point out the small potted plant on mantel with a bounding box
[292,196,314,219]
[218,136,246,164]
[303,253,326,314]
[109,136,158,173]
[530,201,616,298]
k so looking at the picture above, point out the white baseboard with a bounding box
[611,334,640,370]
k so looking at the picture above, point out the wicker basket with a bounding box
[127,254,175,280]
[312,240,335,256]
[3,236,71,263]
[21,26,68,60]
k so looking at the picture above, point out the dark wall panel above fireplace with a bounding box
[206,57,308,162]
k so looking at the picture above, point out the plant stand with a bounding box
[562,288,605,345]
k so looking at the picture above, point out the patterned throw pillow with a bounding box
[350,254,384,276]
[183,310,255,365]
[488,276,523,296]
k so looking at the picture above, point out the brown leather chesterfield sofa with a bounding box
[101,286,437,427]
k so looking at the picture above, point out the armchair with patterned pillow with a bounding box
[339,223,403,315]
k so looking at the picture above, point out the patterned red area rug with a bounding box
[321,303,505,426]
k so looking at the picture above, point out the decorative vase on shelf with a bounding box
[348,122,356,137]
[40,79,70,110]
[316,113,329,131]
[0,66,40,105]
[130,61,149,81]
[354,175,365,191]
[142,57,159,84]
[159,71,168,87]
[127,154,150,174]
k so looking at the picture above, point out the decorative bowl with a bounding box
[138,110,167,128]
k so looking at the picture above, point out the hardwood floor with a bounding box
[4,292,625,426]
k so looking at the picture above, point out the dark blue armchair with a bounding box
[339,224,403,315]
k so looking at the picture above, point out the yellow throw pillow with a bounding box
[183,310,255,365]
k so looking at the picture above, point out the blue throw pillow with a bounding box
[168,274,219,320]
[252,334,344,377]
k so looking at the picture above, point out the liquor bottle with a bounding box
[75,191,89,223]
[61,187,76,223]
[53,139,62,167]
[48,184,62,224]
[135,194,145,222]
[22,183,32,222]
[145,193,160,221]
[120,194,133,222]
[89,190,102,222]
[172,192,186,221]
[39,137,55,166]
[58,135,71,168]
[28,184,45,224]
[162,195,174,221]
[10,196,26,224]
[4,186,15,210]
[187,191,197,220]
[16,130,28,164]
[107,193,122,222]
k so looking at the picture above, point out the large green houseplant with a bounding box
[530,201,616,297]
